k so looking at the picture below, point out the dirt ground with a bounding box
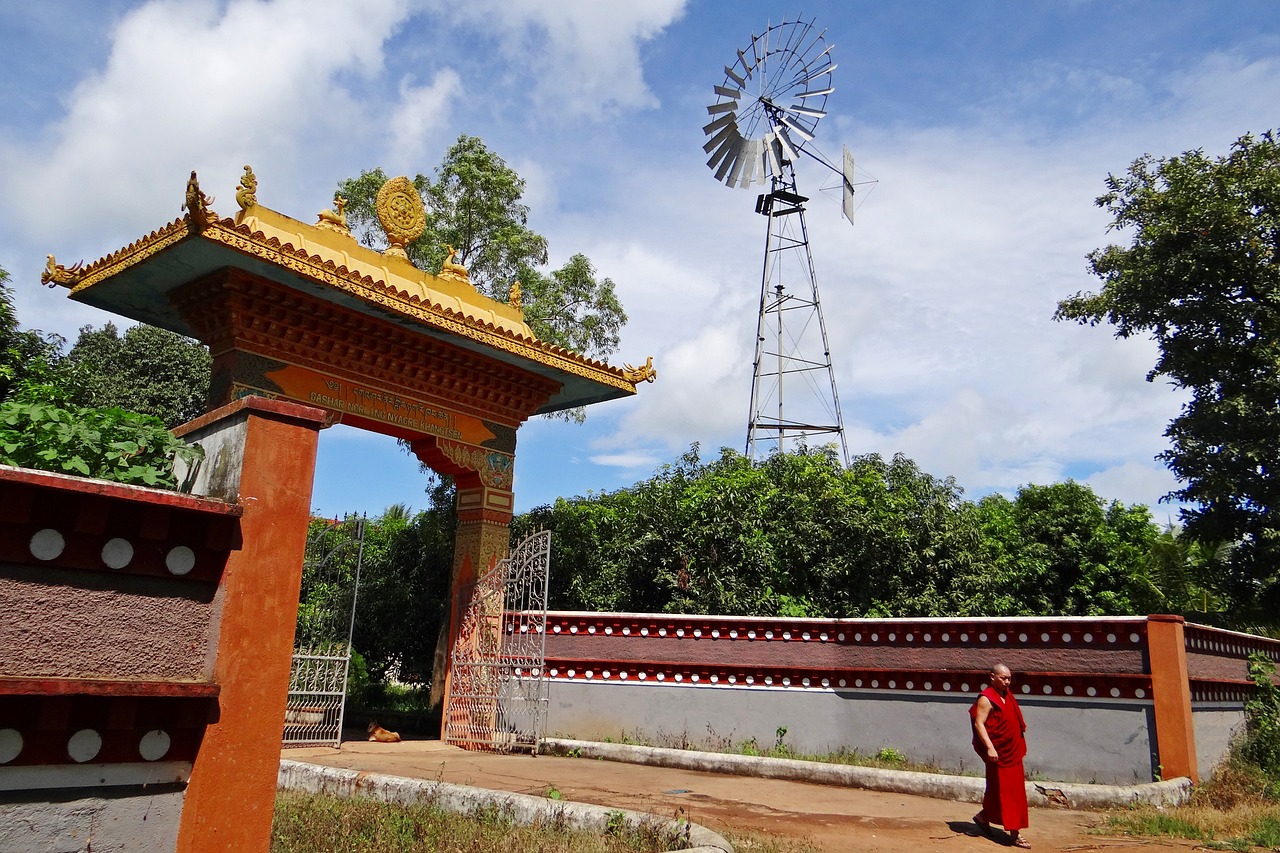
[284,739,1200,852]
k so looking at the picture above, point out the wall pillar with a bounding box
[172,397,326,852]
[1147,614,1198,783]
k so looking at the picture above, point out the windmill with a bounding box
[703,17,860,465]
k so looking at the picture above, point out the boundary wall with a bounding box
[0,397,325,853]
[538,611,1280,785]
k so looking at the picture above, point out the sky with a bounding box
[2,0,1278,522]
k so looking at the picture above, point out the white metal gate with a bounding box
[283,515,366,748]
[444,530,551,753]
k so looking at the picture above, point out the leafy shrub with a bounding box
[1242,653,1280,794]
[0,398,202,490]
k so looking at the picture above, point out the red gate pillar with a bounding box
[1147,614,1198,783]
[173,397,326,852]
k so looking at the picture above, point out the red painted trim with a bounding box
[0,464,241,516]
[0,677,220,698]
[540,657,1156,700]
[172,395,329,438]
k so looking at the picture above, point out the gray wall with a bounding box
[547,680,1158,785]
[1192,705,1246,780]
[0,787,184,853]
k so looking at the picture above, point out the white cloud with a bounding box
[386,69,463,172]
[4,0,415,244]
[422,0,687,117]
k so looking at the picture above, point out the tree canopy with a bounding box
[63,322,211,429]
[1,267,64,403]
[1056,131,1280,616]
[338,135,627,364]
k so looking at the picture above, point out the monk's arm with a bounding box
[973,696,998,761]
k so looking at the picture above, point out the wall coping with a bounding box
[0,463,241,516]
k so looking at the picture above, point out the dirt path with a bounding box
[284,740,1198,852]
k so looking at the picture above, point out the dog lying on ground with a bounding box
[367,721,402,743]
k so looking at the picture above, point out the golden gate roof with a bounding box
[42,170,655,414]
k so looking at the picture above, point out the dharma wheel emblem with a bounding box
[376,176,426,261]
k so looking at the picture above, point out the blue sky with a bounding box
[2,1,1278,521]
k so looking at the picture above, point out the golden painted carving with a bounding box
[437,438,513,489]
[375,176,426,261]
[438,245,471,284]
[507,280,522,310]
[621,356,657,384]
[316,194,350,235]
[182,171,217,228]
[235,165,258,210]
[40,254,83,288]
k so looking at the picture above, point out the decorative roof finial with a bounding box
[622,356,657,384]
[316,194,350,235]
[40,254,84,289]
[236,165,258,210]
[182,171,217,228]
[438,244,471,284]
[508,280,522,310]
[375,176,426,263]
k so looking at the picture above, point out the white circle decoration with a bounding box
[165,546,196,575]
[0,729,23,764]
[68,729,102,763]
[101,538,134,569]
[139,730,171,761]
[30,528,65,561]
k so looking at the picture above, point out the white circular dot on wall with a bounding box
[676,629,684,637]
[30,529,65,561]
[619,672,628,680]
[138,730,171,761]
[1083,633,1093,642]
[101,538,134,569]
[1018,633,1028,643]
[165,546,196,576]
[622,627,630,635]
[1064,685,1074,695]
[553,626,562,634]
[782,631,790,640]
[673,673,682,682]
[1107,633,1117,644]
[639,672,647,680]
[802,678,810,686]
[587,626,595,634]
[1130,633,1140,643]
[999,633,1008,643]
[764,676,773,685]
[1110,687,1121,697]
[604,627,612,635]
[67,729,102,763]
[1062,634,1071,643]
[1135,688,1146,699]
[728,676,736,684]
[0,729,23,764]
[1087,687,1097,696]
[961,683,969,692]
[1041,633,1050,642]
[659,628,668,637]
[570,626,578,634]
[657,673,665,681]
[710,675,718,683]
[1021,684,1031,694]
[1042,685,1052,694]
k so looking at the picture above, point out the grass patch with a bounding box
[273,790,692,852]
[593,725,960,776]
[1103,760,1280,851]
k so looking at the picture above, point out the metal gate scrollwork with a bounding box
[444,529,551,753]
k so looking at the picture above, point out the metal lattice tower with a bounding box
[747,155,848,464]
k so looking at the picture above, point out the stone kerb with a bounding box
[0,462,242,852]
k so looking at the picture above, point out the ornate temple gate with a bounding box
[284,515,366,748]
[44,169,654,848]
[443,530,552,752]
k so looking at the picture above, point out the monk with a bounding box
[970,663,1030,848]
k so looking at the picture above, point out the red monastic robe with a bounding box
[969,686,1028,831]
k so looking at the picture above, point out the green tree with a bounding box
[1056,131,1280,616]
[63,322,211,429]
[974,483,1158,616]
[0,267,65,403]
[338,135,627,362]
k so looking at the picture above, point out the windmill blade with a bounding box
[778,114,814,142]
[714,84,742,99]
[706,131,739,171]
[723,65,746,88]
[842,145,857,225]
[713,137,743,182]
[787,104,827,119]
[703,121,738,153]
[763,131,783,177]
[793,62,836,87]
[772,125,799,162]
[706,100,738,115]
[737,48,754,77]
[727,142,751,186]
[702,112,735,137]
[795,86,835,98]
[739,139,762,187]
